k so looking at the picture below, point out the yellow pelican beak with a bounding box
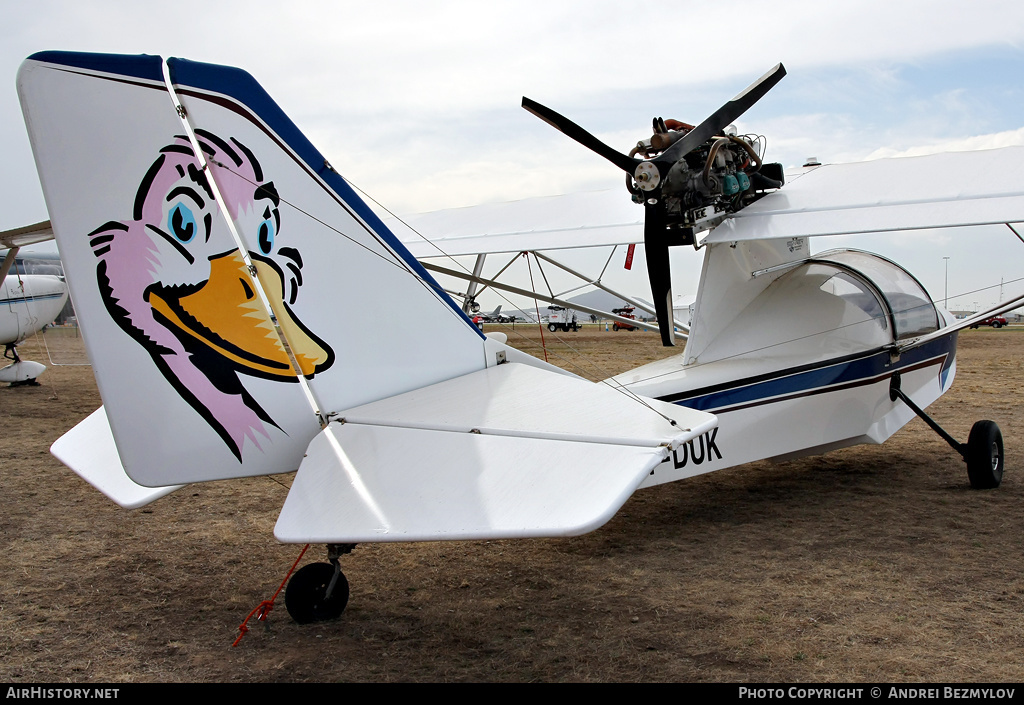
[148,249,331,379]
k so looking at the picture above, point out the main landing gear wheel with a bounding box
[889,373,1007,492]
[966,420,1003,489]
[285,562,350,624]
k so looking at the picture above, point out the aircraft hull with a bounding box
[629,334,957,487]
[1,274,68,345]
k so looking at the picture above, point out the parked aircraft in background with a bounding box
[477,305,504,323]
[16,52,1024,625]
[1,222,68,385]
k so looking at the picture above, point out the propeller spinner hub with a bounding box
[634,162,660,191]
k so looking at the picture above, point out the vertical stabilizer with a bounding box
[19,52,487,486]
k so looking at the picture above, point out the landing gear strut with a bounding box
[889,372,1004,489]
[285,543,355,624]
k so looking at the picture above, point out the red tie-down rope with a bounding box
[233,543,310,646]
[525,252,549,362]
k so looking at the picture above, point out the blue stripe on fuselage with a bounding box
[1,293,66,305]
[664,334,957,413]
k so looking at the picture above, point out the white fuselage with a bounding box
[607,239,957,486]
[1,274,68,345]
[619,333,955,487]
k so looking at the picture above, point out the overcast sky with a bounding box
[4,0,1024,313]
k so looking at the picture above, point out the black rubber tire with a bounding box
[285,562,350,624]
[613,323,619,331]
[966,420,1004,489]
[993,322,1003,328]
[547,323,557,332]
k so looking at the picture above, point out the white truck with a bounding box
[546,305,580,332]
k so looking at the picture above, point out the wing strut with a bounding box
[420,258,683,336]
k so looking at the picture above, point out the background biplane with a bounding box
[1,221,68,385]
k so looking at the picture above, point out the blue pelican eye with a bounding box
[258,217,275,255]
[168,202,196,243]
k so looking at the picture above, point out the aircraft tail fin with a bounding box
[19,51,488,486]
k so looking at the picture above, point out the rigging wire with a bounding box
[341,179,683,425]
[194,153,685,426]
[203,158,472,342]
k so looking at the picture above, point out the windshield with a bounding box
[815,250,939,340]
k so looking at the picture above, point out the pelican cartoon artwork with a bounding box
[87,129,334,460]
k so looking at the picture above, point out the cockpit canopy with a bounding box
[814,249,939,341]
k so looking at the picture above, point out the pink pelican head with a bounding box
[88,130,334,460]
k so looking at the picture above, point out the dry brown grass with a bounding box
[1,325,1022,682]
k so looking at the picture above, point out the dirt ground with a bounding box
[1,325,1022,683]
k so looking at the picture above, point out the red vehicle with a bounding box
[969,316,1008,329]
[611,306,637,331]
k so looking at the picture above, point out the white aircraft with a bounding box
[16,51,1024,625]
[1,221,68,385]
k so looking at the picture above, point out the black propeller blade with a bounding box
[522,97,640,174]
[653,63,786,170]
[643,202,675,345]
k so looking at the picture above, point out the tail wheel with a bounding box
[285,562,350,623]
[966,420,1004,489]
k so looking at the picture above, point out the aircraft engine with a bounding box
[523,63,787,345]
[628,120,785,242]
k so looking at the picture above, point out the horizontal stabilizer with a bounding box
[275,363,716,542]
[707,147,1024,243]
[50,408,183,509]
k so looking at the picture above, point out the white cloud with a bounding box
[864,127,1024,159]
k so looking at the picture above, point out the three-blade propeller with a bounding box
[522,64,786,345]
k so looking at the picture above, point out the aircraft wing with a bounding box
[0,220,53,249]
[706,147,1024,244]
[390,147,1024,258]
[387,189,643,258]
